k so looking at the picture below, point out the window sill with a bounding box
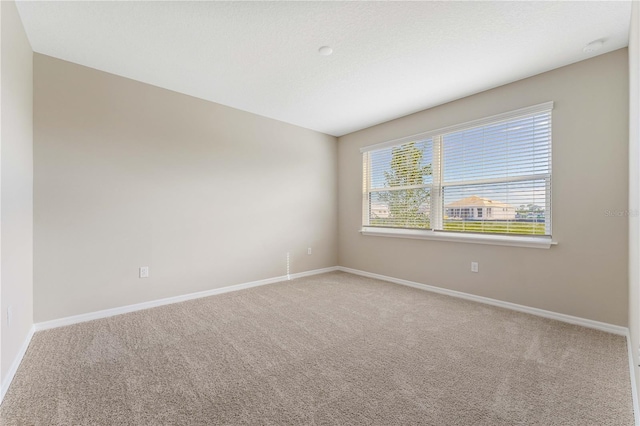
[360,227,556,249]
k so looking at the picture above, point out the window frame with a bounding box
[360,102,555,249]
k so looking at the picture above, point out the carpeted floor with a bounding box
[0,271,634,425]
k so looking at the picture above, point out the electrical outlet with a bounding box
[471,262,479,273]
[7,305,12,327]
[139,266,149,278]
[307,247,312,255]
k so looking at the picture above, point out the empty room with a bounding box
[1,0,640,424]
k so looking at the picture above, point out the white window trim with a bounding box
[360,227,555,249]
[361,102,555,248]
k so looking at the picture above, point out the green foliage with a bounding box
[377,142,432,229]
[444,220,546,235]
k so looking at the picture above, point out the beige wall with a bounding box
[629,0,640,398]
[1,1,34,381]
[33,54,337,322]
[339,49,629,326]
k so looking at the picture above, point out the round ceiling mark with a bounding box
[318,46,333,56]
[583,39,604,54]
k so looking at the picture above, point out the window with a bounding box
[362,102,552,246]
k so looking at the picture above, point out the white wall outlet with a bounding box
[139,266,149,278]
[471,262,479,273]
[7,305,12,327]
[307,247,312,255]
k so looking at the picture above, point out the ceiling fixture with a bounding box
[583,39,604,53]
[318,46,333,56]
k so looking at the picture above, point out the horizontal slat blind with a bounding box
[363,105,552,237]
[441,111,551,236]
[365,139,433,229]
[442,113,551,183]
[360,101,553,153]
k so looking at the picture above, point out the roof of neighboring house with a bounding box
[445,195,514,209]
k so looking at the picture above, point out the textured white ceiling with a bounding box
[16,1,631,136]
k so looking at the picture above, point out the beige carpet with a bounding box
[0,271,634,425]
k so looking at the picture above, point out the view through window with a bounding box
[362,103,552,237]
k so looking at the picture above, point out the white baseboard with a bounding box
[626,332,640,426]
[1,324,35,405]
[34,266,339,332]
[337,266,628,336]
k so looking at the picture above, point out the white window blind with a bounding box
[362,102,552,238]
